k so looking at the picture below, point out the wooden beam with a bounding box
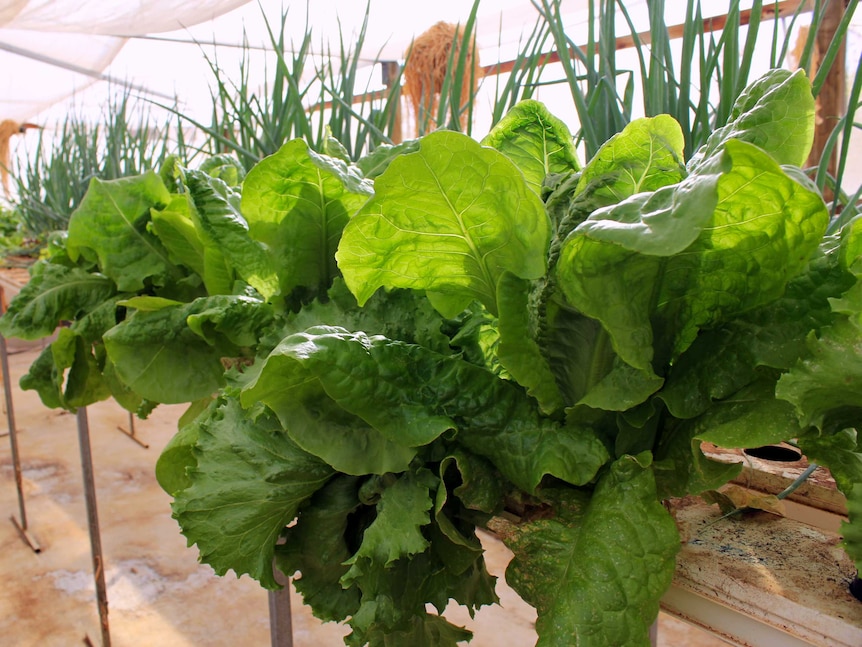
[482,0,812,77]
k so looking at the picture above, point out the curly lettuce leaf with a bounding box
[777,285,862,431]
[481,99,579,195]
[505,454,679,647]
[558,139,828,374]
[337,130,550,317]
[241,326,608,491]
[66,172,179,291]
[242,139,372,302]
[342,469,438,586]
[343,538,495,647]
[275,475,363,622]
[0,263,116,340]
[172,397,333,589]
[797,428,862,572]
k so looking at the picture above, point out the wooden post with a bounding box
[805,0,847,177]
[381,61,403,145]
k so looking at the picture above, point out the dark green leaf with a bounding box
[0,263,116,340]
[505,454,679,647]
[172,398,333,589]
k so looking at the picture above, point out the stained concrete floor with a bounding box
[0,341,727,647]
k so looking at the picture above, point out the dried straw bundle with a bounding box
[403,21,480,133]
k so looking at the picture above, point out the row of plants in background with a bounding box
[182,2,403,171]
[8,88,183,245]
[2,68,862,646]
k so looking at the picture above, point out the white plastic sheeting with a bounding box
[0,0,251,121]
[0,0,252,34]
[1,0,599,124]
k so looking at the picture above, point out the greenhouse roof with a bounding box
[1,0,639,124]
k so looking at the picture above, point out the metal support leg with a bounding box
[116,411,148,449]
[77,407,111,647]
[1,297,40,552]
[268,561,294,647]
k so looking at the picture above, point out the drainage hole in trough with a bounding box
[850,576,862,603]
[743,445,803,462]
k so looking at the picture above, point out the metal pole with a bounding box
[76,407,111,647]
[268,560,294,647]
[116,410,148,449]
[1,294,40,552]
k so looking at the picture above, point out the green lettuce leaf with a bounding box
[683,379,804,449]
[241,139,372,302]
[0,263,116,340]
[481,99,579,195]
[184,169,279,299]
[574,115,685,205]
[172,397,333,589]
[241,326,609,491]
[505,454,679,647]
[356,140,421,178]
[155,398,215,496]
[19,327,111,410]
[347,612,473,647]
[66,172,179,291]
[149,194,208,280]
[688,68,815,170]
[440,450,506,516]
[104,295,269,404]
[496,272,564,413]
[275,475,363,622]
[797,428,862,572]
[16,294,130,411]
[558,138,828,373]
[198,153,246,186]
[337,130,551,317]
[342,468,438,586]
[777,318,862,431]
[660,243,854,420]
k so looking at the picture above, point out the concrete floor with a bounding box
[0,341,727,647]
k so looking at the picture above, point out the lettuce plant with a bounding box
[2,69,862,646]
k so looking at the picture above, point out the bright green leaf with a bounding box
[337,130,550,317]
[689,68,815,170]
[481,99,579,195]
[66,172,178,291]
[242,139,371,300]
